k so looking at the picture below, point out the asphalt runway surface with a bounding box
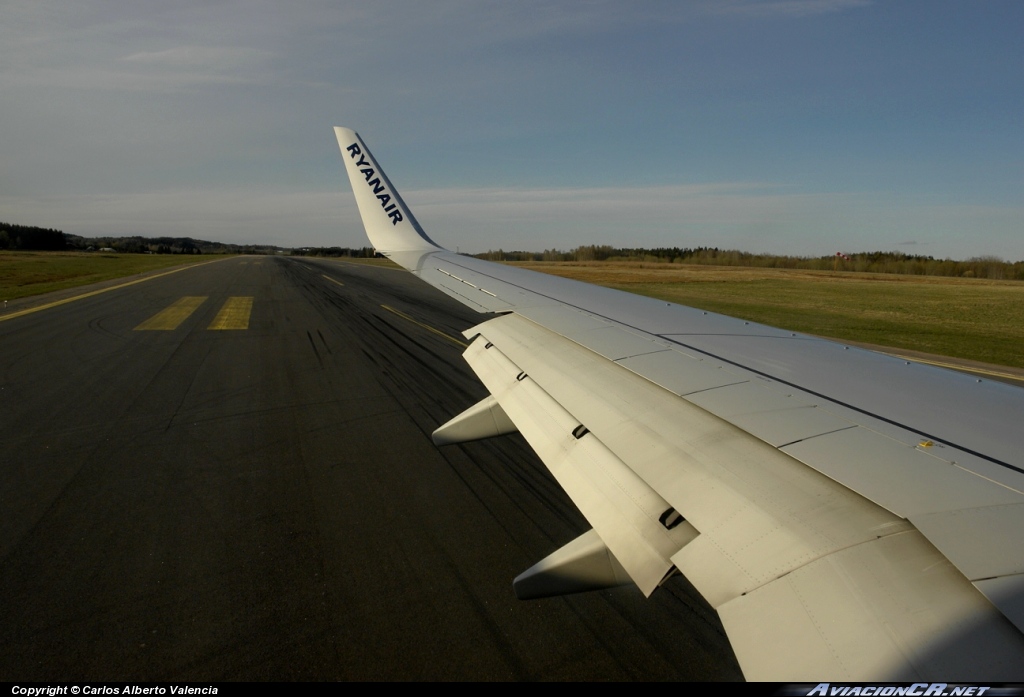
[0,256,742,681]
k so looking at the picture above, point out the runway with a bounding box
[0,256,741,681]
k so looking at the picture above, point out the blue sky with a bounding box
[2,1,1021,259]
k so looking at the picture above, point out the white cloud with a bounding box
[710,0,871,18]
[121,46,257,67]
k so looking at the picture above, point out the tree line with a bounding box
[0,222,66,250]
[291,247,378,258]
[6,221,1019,280]
[474,245,1024,280]
[0,223,289,255]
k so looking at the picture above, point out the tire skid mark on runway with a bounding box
[366,313,464,381]
[284,258,483,429]
[0,309,217,565]
[160,343,216,433]
[459,438,589,537]
[435,436,585,557]
[384,354,577,548]
[297,258,742,678]
[306,330,324,368]
[316,329,332,354]
[302,257,472,343]
[379,304,469,348]
[433,551,531,679]
[344,301,585,549]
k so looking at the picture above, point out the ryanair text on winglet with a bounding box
[346,142,404,226]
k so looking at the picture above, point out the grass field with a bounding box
[511,261,1024,369]
[4,252,1021,369]
[0,251,226,301]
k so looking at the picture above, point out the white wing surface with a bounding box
[334,127,1024,680]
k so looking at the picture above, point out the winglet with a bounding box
[334,127,441,254]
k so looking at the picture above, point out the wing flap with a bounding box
[469,313,910,604]
[463,334,697,596]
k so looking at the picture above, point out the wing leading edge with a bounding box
[334,127,1024,680]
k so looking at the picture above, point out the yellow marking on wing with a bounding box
[135,296,208,331]
[322,275,344,287]
[208,296,253,330]
[380,304,468,348]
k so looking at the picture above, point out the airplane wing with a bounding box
[333,126,1024,680]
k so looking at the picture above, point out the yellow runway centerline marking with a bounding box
[380,304,468,348]
[135,297,208,331]
[208,297,253,330]
[322,275,344,287]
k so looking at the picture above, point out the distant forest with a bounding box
[0,222,66,251]
[4,223,1021,280]
[475,245,1024,280]
[0,222,384,258]
[293,246,379,258]
[0,222,281,255]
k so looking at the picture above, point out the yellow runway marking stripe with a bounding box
[208,296,253,330]
[335,260,405,271]
[380,304,468,348]
[0,257,231,324]
[322,275,344,287]
[135,297,208,331]
[884,352,1023,382]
